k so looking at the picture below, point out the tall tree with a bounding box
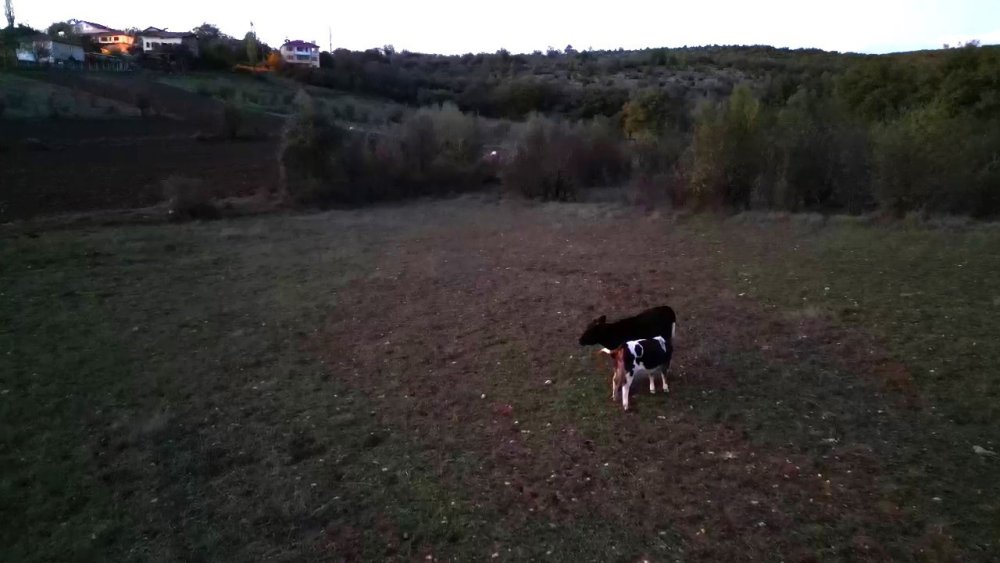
[5,0,14,29]
[47,21,74,37]
[244,30,258,64]
[192,23,222,41]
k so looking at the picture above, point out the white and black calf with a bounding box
[580,306,678,390]
[606,336,673,411]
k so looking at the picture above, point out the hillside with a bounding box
[2,40,998,222]
[280,43,991,120]
[270,42,999,217]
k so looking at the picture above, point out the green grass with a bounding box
[700,216,1000,556]
[714,218,1000,427]
[0,205,654,561]
[4,203,1000,560]
[157,73,404,124]
[0,214,489,560]
[0,73,139,118]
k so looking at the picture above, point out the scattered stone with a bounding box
[973,445,997,457]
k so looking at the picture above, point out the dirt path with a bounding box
[315,203,956,561]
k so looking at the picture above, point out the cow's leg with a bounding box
[649,372,656,394]
[661,368,669,393]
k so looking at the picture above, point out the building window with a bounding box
[145,42,151,49]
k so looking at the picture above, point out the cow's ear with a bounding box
[597,315,606,324]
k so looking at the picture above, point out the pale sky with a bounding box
[14,0,1000,55]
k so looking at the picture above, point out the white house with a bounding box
[138,27,199,56]
[16,35,86,64]
[280,40,320,67]
[68,19,114,35]
[65,19,135,55]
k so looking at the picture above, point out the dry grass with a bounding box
[0,73,140,119]
[2,198,998,561]
[162,176,219,220]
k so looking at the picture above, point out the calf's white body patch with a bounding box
[614,336,671,411]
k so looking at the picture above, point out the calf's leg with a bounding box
[622,376,632,410]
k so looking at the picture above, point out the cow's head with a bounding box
[578,315,608,346]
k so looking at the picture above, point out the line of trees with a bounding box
[190,23,272,69]
[279,42,999,217]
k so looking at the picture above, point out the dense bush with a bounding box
[872,110,1000,217]
[765,88,872,213]
[270,41,999,218]
[278,94,353,203]
[502,116,629,200]
[162,176,219,220]
[221,101,244,139]
[279,97,493,205]
[135,93,152,118]
[623,88,690,139]
[685,84,764,209]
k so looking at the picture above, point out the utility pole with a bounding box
[328,26,332,53]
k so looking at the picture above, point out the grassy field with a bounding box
[2,199,998,561]
[0,73,140,119]
[158,73,405,124]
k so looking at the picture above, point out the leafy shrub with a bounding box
[629,134,690,208]
[685,84,765,209]
[502,115,630,200]
[135,93,152,117]
[279,97,493,205]
[623,88,688,139]
[162,176,219,220]
[872,109,1000,217]
[765,88,873,213]
[503,118,576,200]
[221,101,244,139]
[278,95,353,203]
[216,84,236,101]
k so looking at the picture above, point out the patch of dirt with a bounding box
[0,118,278,222]
[314,206,941,560]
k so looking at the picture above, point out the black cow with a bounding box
[578,305,677,350]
